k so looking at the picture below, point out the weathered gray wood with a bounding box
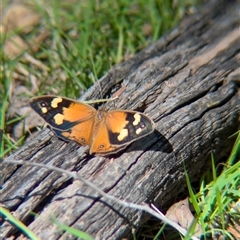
[1,0,239,239]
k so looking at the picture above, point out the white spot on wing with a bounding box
[136,128,142,135]
[133,113,141,126]
[41,107,48,113]
[51,97,63,108]
[117,129,128,141]
[54,113,65,125]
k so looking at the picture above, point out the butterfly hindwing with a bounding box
[53,118,95,146]
[89,121,116,154]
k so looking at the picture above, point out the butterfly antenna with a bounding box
[96,80,103,99]
[112,85,126,99]
[93,85,126,103]
[83,85,126,104]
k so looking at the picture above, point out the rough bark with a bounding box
[1,0,239,239]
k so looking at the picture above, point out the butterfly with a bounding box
[29,96,155,155]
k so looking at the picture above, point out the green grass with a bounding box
[0,207,94,240]
[186,133,240,239]
[0,207,41,240]
[143,133,239,240]
[2,133,238,239]
[1,0,199,158]
[2,1,239,239]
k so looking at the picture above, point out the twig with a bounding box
[3,159,199,240]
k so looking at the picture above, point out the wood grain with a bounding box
[1,0,239,239]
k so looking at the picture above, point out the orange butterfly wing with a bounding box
[106,110,154,144]
[89,110,154,154]
[54,118,95,146]
[30,96,96,146]
[89,122,116,154]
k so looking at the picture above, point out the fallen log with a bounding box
[1,0,239,239]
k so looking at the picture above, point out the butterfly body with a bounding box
[30,96,154,155]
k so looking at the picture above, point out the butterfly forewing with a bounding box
[106,110,154,146]
[30,96,96,130]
